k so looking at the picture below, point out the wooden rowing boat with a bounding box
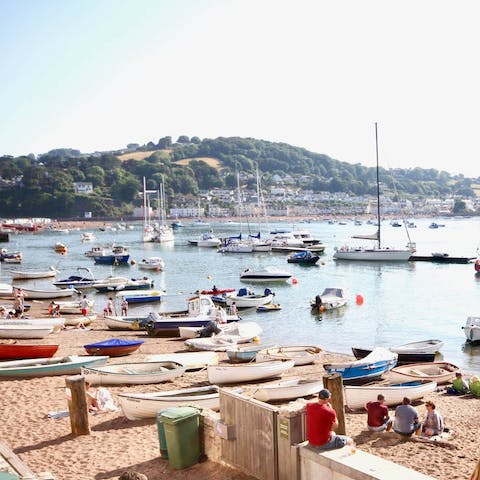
[82,361,185,385]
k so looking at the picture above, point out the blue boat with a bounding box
[94,245,130,265]
[53,267,96,289]
[287,250,320,265]
[84,338,144,356]
[323,347,397,383]
[118,289,163,304]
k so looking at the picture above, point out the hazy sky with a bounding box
[1,0,479,177]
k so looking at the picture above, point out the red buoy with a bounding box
[356,294,364,305]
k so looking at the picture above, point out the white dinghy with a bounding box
[255,345,322,366]
[82,361,185,385]
[207,359,294,385]
[118,385,221,420]
[246,377,324,402]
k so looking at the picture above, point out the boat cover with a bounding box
[84,339,144,349]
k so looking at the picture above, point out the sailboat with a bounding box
[249,168,271,252]
[333,123,415,261]
[153,178,175,244]
[141,177,156,243]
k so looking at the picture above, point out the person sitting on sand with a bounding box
[365,394,393,432]
[0,305,7,319]
[421,400,444,437]
[447,371,470,395]
[85,382,101,413]
[306,388,353,450]
[393,397,421,436]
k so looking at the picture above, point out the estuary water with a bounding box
[2,216,480,374]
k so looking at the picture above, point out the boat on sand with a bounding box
[246,377,324,402]
[386,361,459,385]
[344,380,438,410]
[256,345,322,366]
[118,385,221,420]
[82,361,185,385]
[207,359,295,385]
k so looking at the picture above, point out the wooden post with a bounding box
[66,375,90,435]
[323,373,346,435]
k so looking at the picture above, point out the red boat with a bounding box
[200,287,235,295]
[0,343,59,360]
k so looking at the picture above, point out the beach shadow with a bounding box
[14,433,75,454]
[353,430,410,448]
[92,415,155,432]
[95,457,163,479]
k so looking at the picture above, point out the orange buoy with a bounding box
[356,294,364,306]
[319,305,325,312]
[292,277,298,284]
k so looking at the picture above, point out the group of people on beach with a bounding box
[306,384,451,453]
[0,287,25,319]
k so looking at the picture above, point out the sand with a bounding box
[1,293,479,479]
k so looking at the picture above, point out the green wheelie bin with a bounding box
[156,409,169,459]
[160,406,201,469]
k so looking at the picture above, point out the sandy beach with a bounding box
[0,299,479,480]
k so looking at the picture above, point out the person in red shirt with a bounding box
[306,388,353,450]
[365,394,393,432]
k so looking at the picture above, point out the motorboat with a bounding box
[138,257,165,271]
[462,316,480,342]
[8,266,58,280]
[344,380,437,410]
[53,267,97,289]
[116,289,164,304]
[310,288,348,312]
[93,276,154,292]
[82,361,185,385]
[219,234,254,253]
[387,362,459,384]
[225,287,274,309]
[188,232,221,248]
[93,245,130,265]
[323,347,398,383]
[287,250,320,265]
[144,295,240,337]
[0,248,23,264]
[84,244,112,257]
[240,267,292,282]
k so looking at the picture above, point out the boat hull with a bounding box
[118,386,220,420]
[333,249,412,261]
[82,361,185,385]
[351,347,435,366]
[386,362,459,384]
[207,359,295,384]
[0,355,108,377]
[251,378,324,402]
[0,344,59,360]
[84,339,144,356]
[344,380,438,410]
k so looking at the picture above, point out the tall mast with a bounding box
[375,122,381,249]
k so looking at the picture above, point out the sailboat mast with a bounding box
[375,122,381,249]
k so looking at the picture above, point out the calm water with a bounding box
[2,217,480,374]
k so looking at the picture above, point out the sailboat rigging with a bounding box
[333,123,415,261]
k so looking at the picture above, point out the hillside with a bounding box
[0,136,477,218]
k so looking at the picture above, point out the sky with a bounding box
[1,0,479,177]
